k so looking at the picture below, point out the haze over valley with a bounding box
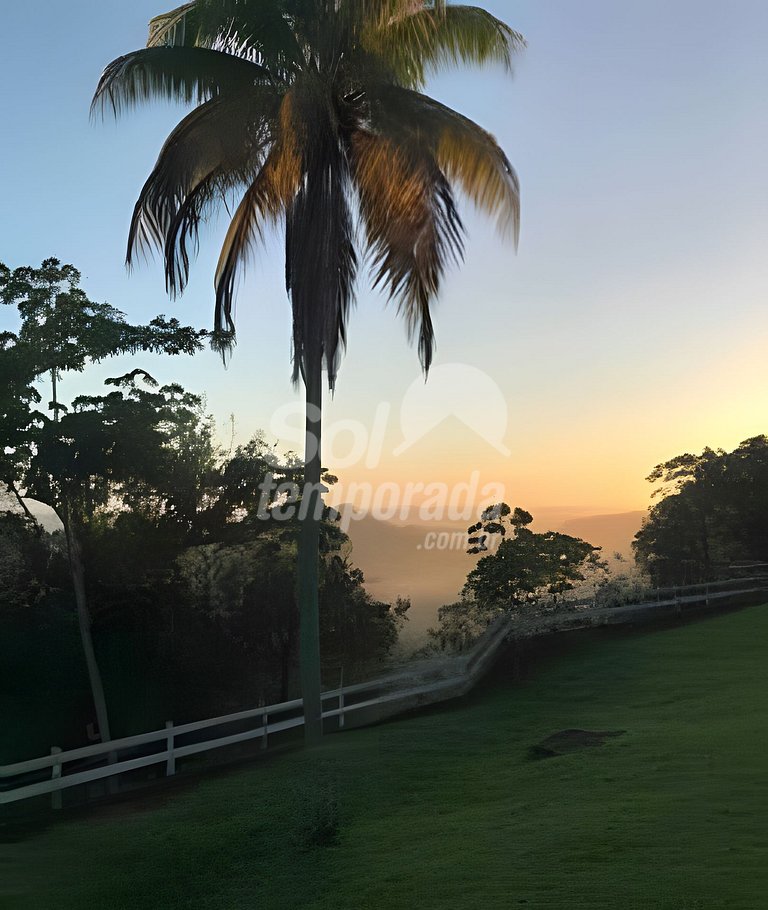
[345,508,647,641]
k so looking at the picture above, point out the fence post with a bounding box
[51,747,62,811]
[338,666,345,730]
[261,708,269,751]
[165,722,176,777]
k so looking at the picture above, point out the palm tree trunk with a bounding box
[297,350,323,743]
[64,514,112,745]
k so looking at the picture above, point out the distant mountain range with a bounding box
[344,508,647,642]
[557,511,647,560]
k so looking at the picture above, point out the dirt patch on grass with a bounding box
[529,729,625,759]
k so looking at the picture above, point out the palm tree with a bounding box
[93,0,523,742]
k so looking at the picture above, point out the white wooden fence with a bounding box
[1,689,335,806]
[2,576,766,808]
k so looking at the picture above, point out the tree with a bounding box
[24,380,215,743]
[319,552,410,679]
[464,505,600,608]
[0,513,54,611]
[428,504,601,650]
[0,259,206,743]
[634,437,768,586]
[177,488,410,703]
[92,0,524,739]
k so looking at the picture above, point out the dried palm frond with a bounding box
[147,3,198,48]
[350,130,463,373]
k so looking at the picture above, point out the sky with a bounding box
[2,0,767,518]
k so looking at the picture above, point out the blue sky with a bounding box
[2,1,767,513]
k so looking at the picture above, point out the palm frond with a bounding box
[215,78,358,389]
[148,0,304,76]
[373,86,520,242]
[286,183,357,390]
[214,92,304,351]
[101,1,522,386]
[91,46,268,118]
[162,172,220,296]
[350,130,464,374]
[286,148,357,390]
[127,90,278,292]
[289,76,358,392]
[340,0,423,30]
[366,5,525,87]
[212,151,293,339]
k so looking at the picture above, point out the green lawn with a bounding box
[5,606,768,910]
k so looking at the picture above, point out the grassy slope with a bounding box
[5,606,768,910]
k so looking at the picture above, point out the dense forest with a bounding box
[634,438,768,586]
[0,260,408,760]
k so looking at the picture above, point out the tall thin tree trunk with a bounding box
[51,370,112,746]
[700,514,711,581]
[64,516,112,744]
[297,351,323,743]
[7,481,36,525]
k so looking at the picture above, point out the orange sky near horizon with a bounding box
[320,326,768,520]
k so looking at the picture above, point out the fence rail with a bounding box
[3,576,766,807]
[550,575,768,612]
